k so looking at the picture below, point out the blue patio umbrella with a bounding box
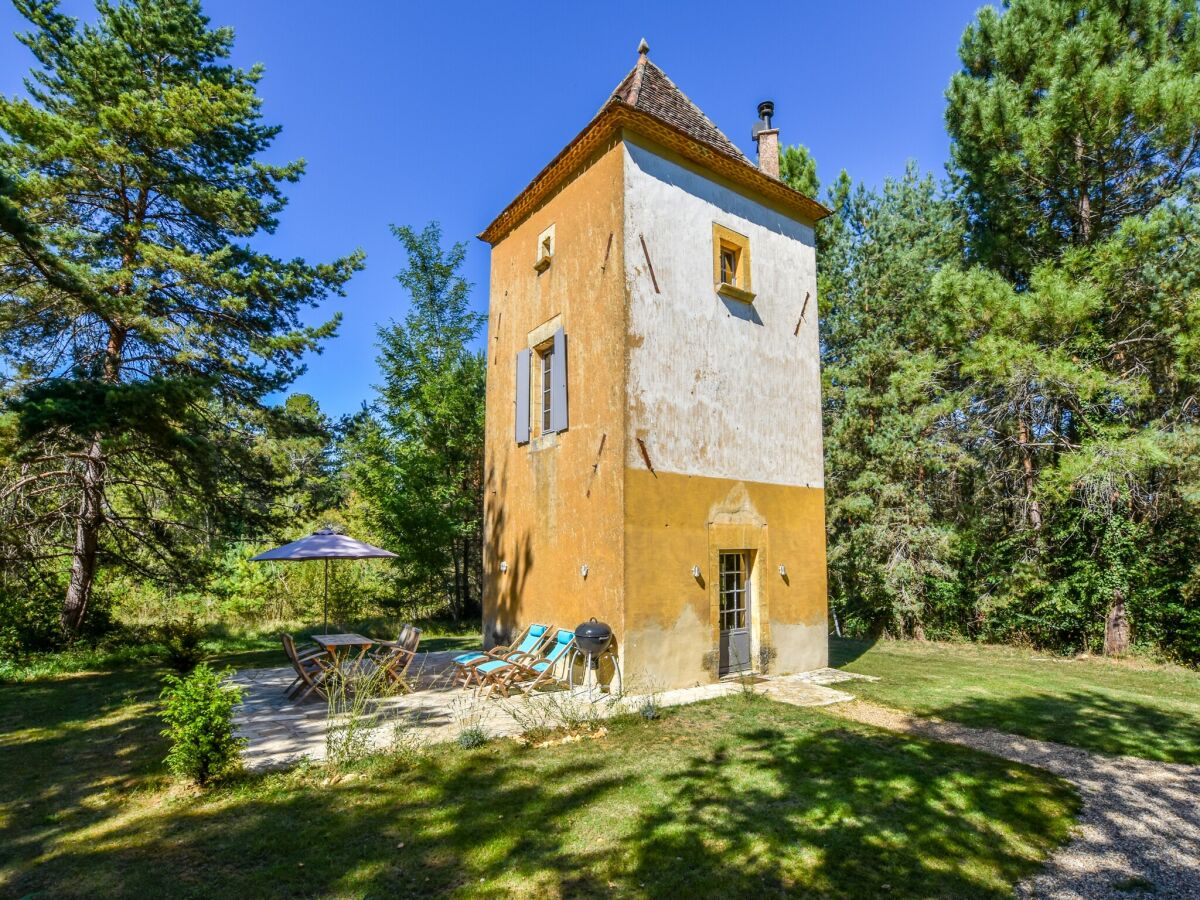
[250,529,397,633]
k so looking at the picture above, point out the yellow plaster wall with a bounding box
[482,139,629,650]
[622,468,828,689]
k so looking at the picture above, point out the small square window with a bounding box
[712,223,754,302]
[534,224,555,273]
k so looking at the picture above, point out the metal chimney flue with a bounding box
[757,100,774,130]
[752,100,780,179]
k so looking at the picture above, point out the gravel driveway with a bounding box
[833,701,1200,899]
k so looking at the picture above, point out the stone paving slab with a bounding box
[788,666,880,686]
[760,678,857,707]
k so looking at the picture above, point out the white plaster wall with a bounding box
[622,139,824,487]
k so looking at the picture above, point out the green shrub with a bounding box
[0,575,68,656]
[160,663,245,785]
[456,727,488,749]
[158,615,206,673]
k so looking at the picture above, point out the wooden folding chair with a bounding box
[281,633,333,701]
[367,625,422,692]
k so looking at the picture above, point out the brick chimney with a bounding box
[752,100,779,179]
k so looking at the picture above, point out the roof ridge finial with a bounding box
[637,37,649,56]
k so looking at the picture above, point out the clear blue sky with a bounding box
[0,0,984,418]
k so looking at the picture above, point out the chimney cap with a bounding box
[752,100,776,140]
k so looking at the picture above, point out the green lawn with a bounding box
[0,649,1077,898]
[832,637,1200,764]
[0,620,479,682]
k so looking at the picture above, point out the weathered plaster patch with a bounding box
[709,481,765,526]
[623,600,711,690]
[769,621,829,674]
[622,139,824,488]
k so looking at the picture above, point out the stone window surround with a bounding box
[527,314,562,449]
[712,222,755,303]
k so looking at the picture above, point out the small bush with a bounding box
[325,664,391,767]
[0,584,60,657]
[159,615,206,673]
[390,719,427,766]
[450,693,489,749]
[456,727,488,749]
[501,691,607,744]
[160,663,244,785]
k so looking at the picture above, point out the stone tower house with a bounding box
[479,43,830,689]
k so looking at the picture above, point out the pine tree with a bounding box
[942,0,1200,655]
[0,0,363,636]
[947,0,1200,278]
[779,144,819,200]
[820,165,968,636]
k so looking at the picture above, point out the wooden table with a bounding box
[312,633,374,685]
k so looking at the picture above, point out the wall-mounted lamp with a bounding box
[778,563,787,577]
[580,564,589,578]
[691,565,702,579]
[499,561,509,573]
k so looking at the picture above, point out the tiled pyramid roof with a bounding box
[606,52,752,165]
[479,42,831,244]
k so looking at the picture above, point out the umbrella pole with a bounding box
[323,558,329,634]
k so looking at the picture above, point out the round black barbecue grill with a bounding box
[574,618,612,659]
[568,618,621,696]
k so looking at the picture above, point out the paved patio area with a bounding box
[231,651,868,771]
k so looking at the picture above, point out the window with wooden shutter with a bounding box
[515,348,531,444]
[549,327,568,433]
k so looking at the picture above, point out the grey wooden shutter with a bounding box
[515,348,531,444]
[550,327,568,433]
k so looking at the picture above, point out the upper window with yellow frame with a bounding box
[712,223,755,302]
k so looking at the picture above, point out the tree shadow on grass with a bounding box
[829,635,877,667]
[8,749,630,897]
[6,696,1078,899]
[622,699,1076,898]
[0,667,167,877]
[907,689,1200,765]
[900,693,1200,894]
